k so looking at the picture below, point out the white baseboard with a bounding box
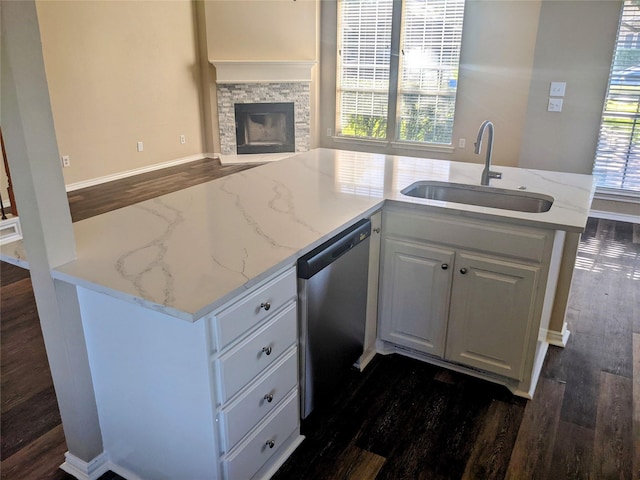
[589,209,640,225]
[65,154,211,192]
[218,152,295,165]
[547,323,571,348]
[356,348,377,371]
[60,451,111,480]
[60,451,143,480]
[106,463,144,480]
[0,216,22,245]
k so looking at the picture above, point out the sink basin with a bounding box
[401,181,554,213]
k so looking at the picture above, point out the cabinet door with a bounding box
[445,252,539,380]
[379,239,454,356]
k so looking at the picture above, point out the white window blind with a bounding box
[594,0,640,193]
[397,0,464,144]
[337,0,393,139]
[336,0,465,145]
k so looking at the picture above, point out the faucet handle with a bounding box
[488,171,502,179]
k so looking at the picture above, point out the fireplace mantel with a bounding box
[211,60,316,84]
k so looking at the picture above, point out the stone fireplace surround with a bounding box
[217,82,309,155]
[212,60,315,158]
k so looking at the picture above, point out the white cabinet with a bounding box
[446,252,538,379]
[378,206,561,397]
[379,239,453,356]
[211,267,303,479]
[77,266,302,480]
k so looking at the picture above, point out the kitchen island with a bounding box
[0,148,595,480]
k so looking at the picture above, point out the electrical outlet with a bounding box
[458,138,466,148]
[327,128,332,137]
[61,155,71,167]
[548,98,563,112]
[180,134,186,144]
[137,141,144,152]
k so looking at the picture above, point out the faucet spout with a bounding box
[474,120,502,186]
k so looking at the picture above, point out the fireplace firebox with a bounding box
[234,102,295,154]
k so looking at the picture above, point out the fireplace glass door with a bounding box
[235,102,295,154]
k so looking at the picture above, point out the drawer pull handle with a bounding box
[441,263,448,270]
[265,440,275,449]
[260,302,271,311]
[460,268,468,274]
[264,393,274,403]
[262,346,272,356]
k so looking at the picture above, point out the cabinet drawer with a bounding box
[384,210,549,263]
[222,390,299,480]
[217,303,297,403]
[220,347,298,450]
[213,267,296,351]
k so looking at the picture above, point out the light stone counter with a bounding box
[1,148,595,321]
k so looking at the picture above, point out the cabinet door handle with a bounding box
[265,440,275,449]
[460,268,468,274]
[262,346,272,356]
[264,393,274,403]
[373,227,381,234]
[441,263,448,270]
[260,302,271,311]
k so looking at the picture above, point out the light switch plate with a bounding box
[548,98,563,112]
[550,81,566,97]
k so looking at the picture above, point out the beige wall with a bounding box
[35,0,205,187]
[203,0,320,149]
[319,0,542,166]
[519,0,621,174]
[1,1,625,201]
[454,0,541,167]
[205,0,317,62]
[319,0,623,175]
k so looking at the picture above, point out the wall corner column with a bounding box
[1,0,104,470]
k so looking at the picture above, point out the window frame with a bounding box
[334,0,465,151]
[593,0,640,196]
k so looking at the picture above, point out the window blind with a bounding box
[397,0,465,144]
[337,0,393,139]
[593,0,640,193]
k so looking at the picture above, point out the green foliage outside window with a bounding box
[398,105,432,142]
[343,114,388,139]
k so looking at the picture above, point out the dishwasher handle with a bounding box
[297,218,371,279]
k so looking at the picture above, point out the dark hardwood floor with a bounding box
[67,157,258,222]
[1,158,638,479]
[274,217,638,480]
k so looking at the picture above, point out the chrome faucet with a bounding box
[474,120,502,186]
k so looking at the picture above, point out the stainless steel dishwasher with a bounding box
[297,218,371,419]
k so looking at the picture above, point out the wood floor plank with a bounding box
[548,420,595,480]
[0,261,30,286]
[462,398,523,480]
[0,424,69,480]
[327,443,386,480]
[67,157,260,222]
[505,377,565,480]
[1,278,55,414]
[1,385,62,459]
[592,371,633,479]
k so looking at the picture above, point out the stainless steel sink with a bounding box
[401,181,554,213]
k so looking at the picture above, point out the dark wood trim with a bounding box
[0,126,18,217]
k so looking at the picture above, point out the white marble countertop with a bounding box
[1,148,595,321]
